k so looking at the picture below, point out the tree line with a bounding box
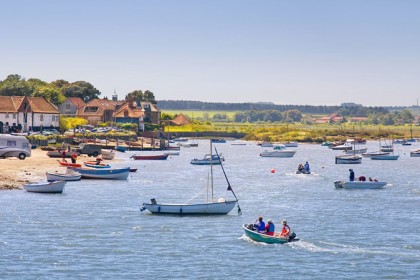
[0,74,156,105]
[157,100,389,115]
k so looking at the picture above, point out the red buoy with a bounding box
[271,169,276,173]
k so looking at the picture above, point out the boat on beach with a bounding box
[84,161,111,168]
[242,224,298,244]
[100,149,115,160]
[46,170,81,182]
[57,160,82,168]
[71,167,130,180]
[23,180,66,193]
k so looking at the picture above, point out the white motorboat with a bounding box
[334,180,387,189]
[344,148,367,154]
[260,150,296,158]
[331,144,352,151]
[362,151,390,157]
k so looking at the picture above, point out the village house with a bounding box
[76,98,124,126]
[113,101,145,131]
[0,96,59,133]
[58,97,86,117]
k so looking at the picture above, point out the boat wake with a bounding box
[239,234,270,246]
[288,240,420,258]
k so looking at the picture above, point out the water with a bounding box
[1,140,419,279]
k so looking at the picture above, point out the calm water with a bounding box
[1,140,419,279]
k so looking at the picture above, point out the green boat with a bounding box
[242,224,298,244]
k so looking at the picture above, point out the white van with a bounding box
[0,134,32,160]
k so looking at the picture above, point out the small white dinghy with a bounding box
[46,170,81,182]
[23,180,66,193]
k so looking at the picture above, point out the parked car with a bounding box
[74,143,102,157]
[0,134,32,160]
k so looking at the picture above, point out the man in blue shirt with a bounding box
[304,161,310,173]
[254,216,266,233]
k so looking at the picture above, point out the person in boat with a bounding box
[95,156,103,165]
[358,176,366,181]
[265,219,275,236]
[297,164,305,173]
[253,216,266,233]
[304,161,310,173]
[281,220,290,237]
[71,151,78,164]
[349,169,355,181]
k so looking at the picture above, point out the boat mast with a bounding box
[210,139,214,202]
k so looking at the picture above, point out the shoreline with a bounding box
[0,149,121,190]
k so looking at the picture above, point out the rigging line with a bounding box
[214,146,242,215]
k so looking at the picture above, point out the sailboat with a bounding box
[371,137,399,160]
[335,137,362,164]
[140,140,241,215]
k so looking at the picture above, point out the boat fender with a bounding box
[180,208,182,214]
[158,206,161,213]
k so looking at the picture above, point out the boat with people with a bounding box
[242,224,298,244]
[141,140,240,215]
[190,153,224,165]
[334,180,387,189]
[23,180,66,193]
[46,170,82,182]
[71,167,130,180]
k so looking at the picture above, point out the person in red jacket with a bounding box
[281,220,290,237]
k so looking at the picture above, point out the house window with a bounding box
[52,115,55,121]
[12,113,16,119]
[6,113,9,118]
[84,106,99,113]
[66,103,70,109]
[40,114,44,121]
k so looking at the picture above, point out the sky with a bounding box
[1,0,420,107]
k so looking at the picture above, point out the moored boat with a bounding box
[242,224,298,244]
[410,150,420,157]
[115,146,127,152]
[362,151,390,157]
[335,155,362,164]
[131,154,169,160]
[370,155,399,160]
[190,154,224,165]
[23,180,66,193]
[260,150,296,158]
[71,167,130,180]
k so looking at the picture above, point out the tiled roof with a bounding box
[114,102,144,118]
[170,113,191,125]
[0,96,58,113]
[68,97,86,108]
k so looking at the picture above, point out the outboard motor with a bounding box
[288,232,297,242]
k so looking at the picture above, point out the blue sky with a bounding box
[1,0,419,106]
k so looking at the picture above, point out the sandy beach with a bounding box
[0,149,121,190]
